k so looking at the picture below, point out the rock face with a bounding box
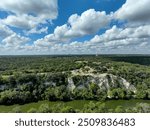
[67,66,136,92]
[67,77,76,91]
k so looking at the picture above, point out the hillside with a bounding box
[0,55,150,109]
[68,65,135,92]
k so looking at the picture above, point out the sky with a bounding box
[0,0,150,55]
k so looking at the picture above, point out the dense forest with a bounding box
[0,55,150,112]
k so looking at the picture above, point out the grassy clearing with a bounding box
[0,100,150,113]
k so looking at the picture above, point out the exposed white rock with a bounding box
[68,66,136,91]
[67,77,76,91]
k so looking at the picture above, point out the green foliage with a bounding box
[38,104,51,113]
[114,106,125,113]
[60,106,76,113]
[135,103,150,113]
[44,86,71,101]
[27,108,37,113]
[0,55,150,108]
[82,101,108,113]
[0,99,150,113]
[50,103,65,113]
[11,106,22,113]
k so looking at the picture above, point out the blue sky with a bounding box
[0,0,150,55]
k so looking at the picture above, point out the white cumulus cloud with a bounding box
[0,24,14,38]
[34,9,111,47]
[115,0,150,24]
[66,9,111,37]
[2,33,30,47]
[0,0,58,29]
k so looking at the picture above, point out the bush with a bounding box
[115,106,125,113]
[27,108,37,113]
[135,103,150,113]
[60,106,76,113]
[11,106,22,113]
[38,104,51,113]
[82,101,108,113]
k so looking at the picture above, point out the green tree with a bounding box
[135,103,150,113]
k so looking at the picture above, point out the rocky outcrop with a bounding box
[67,66,136,92]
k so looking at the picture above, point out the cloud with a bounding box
[1,14,38,29]
[42,25,150,54]
[91,25,150,43]
[0,23,30,50]
[34,25,70,47]
[1,1,150,55]
[0,22,30,49]
[90,25,150,47]
[35,24,150,52]
[26,27,48,35]
[0,23,14,38]
[34,9,111,47]
[33,6,150,54]
[0,0,58,29]
[115,0,150,24]
[0,0,57,17]
[2,33,30,47]
[67,9,111,37]
[0,0,57,52]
